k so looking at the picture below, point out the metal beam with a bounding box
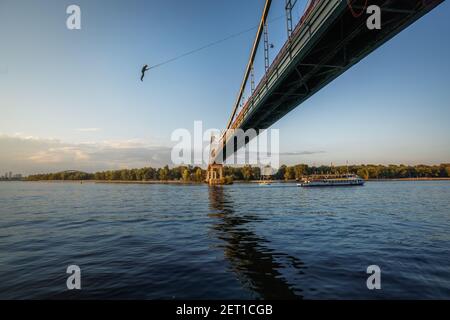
[286,0,293,38]
[298,63,345,69]
[263,22,270,73]
[225,0,272,131]
[351,5,416,15]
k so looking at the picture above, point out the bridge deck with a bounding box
[213,0,443,163]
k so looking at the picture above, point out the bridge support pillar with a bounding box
[206,163,225,185]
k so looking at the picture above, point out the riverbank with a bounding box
[24,180,203,185]
[367,177,450,181]
[19,177,450,184]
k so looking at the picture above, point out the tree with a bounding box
[252,167,261,180]
[275,165,286,180]
[242,165,253,181]
[171,167,182,180]
[142,167,155,180]
[284,166,295,180]
[229,167,243,180]
[158,165,170,180]
[441,164,450,177]
[111,170,121,180]
[294,164,308,180]
[194,168,203,182]
[357,168,369,180]
[182,169,190,181]
[26,163,450,182]
[120,169,130,181]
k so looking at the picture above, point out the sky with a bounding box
[0,0,449,174]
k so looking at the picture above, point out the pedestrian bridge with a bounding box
[207,0,443,184]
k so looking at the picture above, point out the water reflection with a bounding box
[208,186,305,299]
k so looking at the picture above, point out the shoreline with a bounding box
[367,177,450,181]
[15,177,450,184]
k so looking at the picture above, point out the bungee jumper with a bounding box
[141,64,150,81]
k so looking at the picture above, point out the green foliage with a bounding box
[158,165,170,181]
[194,167,203,182]
[294,164,308,180]
[275,165,286,180]
[252,166,261,180]
[26,163,450,182]
[26,171,94,181]
[241,165,253,181]
[284,166,295,180]
[182,169,191,181]
[224,176,234,185]
[357,168,369,180]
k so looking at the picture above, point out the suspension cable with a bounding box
[148,15,284,70]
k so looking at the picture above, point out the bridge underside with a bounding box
[243,0,442,130]
[214,0,443,163]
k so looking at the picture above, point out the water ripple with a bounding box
[0,181,449,299]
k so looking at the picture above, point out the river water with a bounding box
[0,181,449,299]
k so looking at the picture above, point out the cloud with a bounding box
[29,147,90,163]
[76,128,101,132]
[0,134,172,175]
[279,150,326,156]
[232,150,325,158]
[0,133,330,175]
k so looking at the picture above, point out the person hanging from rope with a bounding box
[140,64,150,81]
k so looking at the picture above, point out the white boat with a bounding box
[298,174,364,187]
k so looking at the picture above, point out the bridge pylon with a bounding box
[206,163,224,185]
[207,130,228,185]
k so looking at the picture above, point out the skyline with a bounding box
[1,0,450,174]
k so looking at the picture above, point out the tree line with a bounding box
[277,163,450,180]
[26,163,450,182]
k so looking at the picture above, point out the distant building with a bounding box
[9,172,12,179]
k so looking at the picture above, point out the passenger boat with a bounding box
[298,174,365,187]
